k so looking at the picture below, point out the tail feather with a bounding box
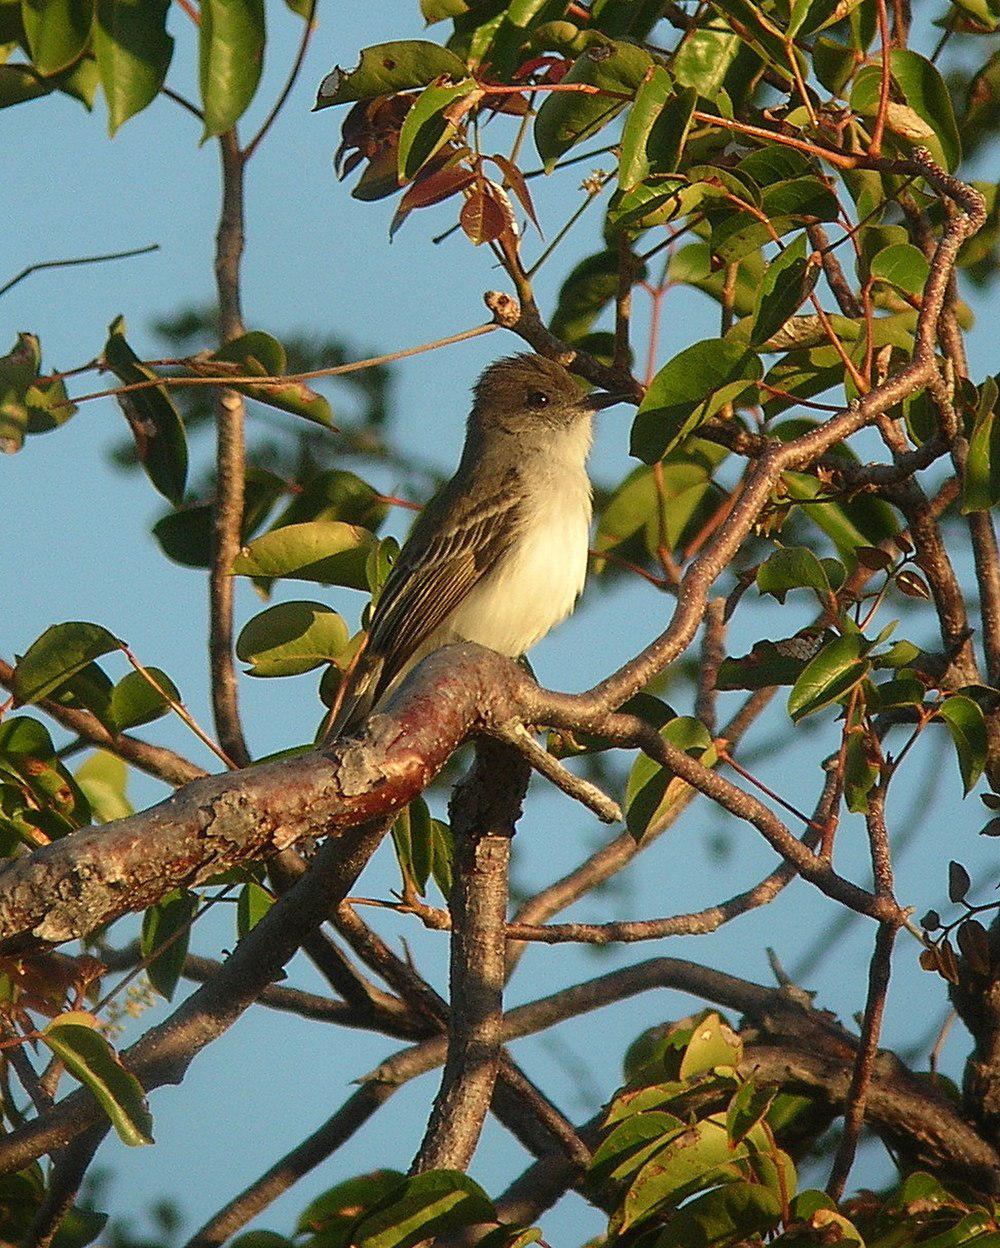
[325,652,385,741]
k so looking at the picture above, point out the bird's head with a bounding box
[469,353,624,438]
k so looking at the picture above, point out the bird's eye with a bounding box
[527,390,550,408]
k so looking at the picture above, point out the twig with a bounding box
[124,649,237,770]
[696,598,726,734]
[22,1123,107,1248]
[827,920,899,1199]
[210,129,252,767]
[161,85,204,123]
[827,785,900,1198]
[59,322,499,410]
[491,722,621,823]
[505,688,775,976]
[0,244,158,300]
[869,0,892,158]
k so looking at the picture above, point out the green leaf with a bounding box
[756,546,833,605]
[103,316,187,505]
[207,331,333,427]
[752,235,820,346]
[141,889,197,1002]
[95,0,173,135]
[74,750,133,823]
[153,467,286,569]
[397,77,473,181]
[726,1080,775,1145]
[274,469,387,531]
[315,40,468,108]
[654,1180,781,1248]
[366,535,400,604]
[589,1111,687,1191]
[232,522,376,589]
[108,667,179,730]
[237,881,272,936]
[619,1116,745,1233]
[961,377,1000,513]
[787,632,870,721]
[297,1172,406,1242]
[870,242,931,296]
[534,37,651,169]
[672,18,741,97]
[550,249,622,344]
[851,49,961,172]
[236,601,350,677]
[392,796,434,893]
[0,62,54,109]
[937,695,988,794]
[199,0,265,138]
[0,331,42,452]
[710,177,840,264]
[844,731,879,813]
[717,633,824,691]
[14,622,120,705]
[473,1228,542,1248]
[351,1170,495,1248]
[631,339,762,463]
[679,1012,741,1078]
[22,0,92,76]
[40,1017,154,1145]
[618,65,671,190]
[625,716,716,840]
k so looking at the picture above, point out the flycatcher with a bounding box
[332,352,624,735]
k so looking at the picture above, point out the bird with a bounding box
[329,352,625,737]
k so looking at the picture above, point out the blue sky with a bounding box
[3,2,999,1241]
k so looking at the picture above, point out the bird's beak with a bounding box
[583,390,630,412]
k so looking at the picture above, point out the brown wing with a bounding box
[368,478,523,694]
[330,468,523,736]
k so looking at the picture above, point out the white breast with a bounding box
[379,420,594,702]
[448,480,591,655]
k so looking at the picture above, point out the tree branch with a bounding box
[210,129,251,767]
[412,741,529,1172]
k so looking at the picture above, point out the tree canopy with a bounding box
[2,0,1000,1245]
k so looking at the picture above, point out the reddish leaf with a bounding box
[896,569,931,600]
[460,188,508,245]
[402,164,476,211]
[391,164,476,239]
[487,152,541,233]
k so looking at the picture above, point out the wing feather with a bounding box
[331,468,524,734]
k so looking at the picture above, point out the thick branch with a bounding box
[0,820,389,1175]
[412,741,528,1172]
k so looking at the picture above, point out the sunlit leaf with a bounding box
[232,521,377,589]
[14,622,120,705]
[534,37,651,169]
[95,0,173,135]
[315,40,467,108]
[937,696,987,794]
[40,1016,154,1145]
[787,633,870,721]
[199,0,265,138]
[631,339,761,463]
[108,667,180,730]
[236,601,350,677]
